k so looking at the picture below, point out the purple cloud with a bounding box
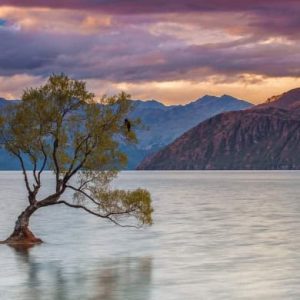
[0,0,299,95]
[0,0,299,14]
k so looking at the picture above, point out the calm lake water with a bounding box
[1,171,300,299]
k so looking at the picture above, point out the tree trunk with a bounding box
[2,205,42,245]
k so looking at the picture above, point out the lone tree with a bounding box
[0,74,153,246]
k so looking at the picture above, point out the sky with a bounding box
[0,1,299,104]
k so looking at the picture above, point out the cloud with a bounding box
[3,74,300,104]
[0,2,299,103]
[0,74,44,99]
[1,23,298,82]
[0,1,299,14]
[86,76,300,104]
[1,1,300,39]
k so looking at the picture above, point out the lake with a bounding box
[1,171,300,299]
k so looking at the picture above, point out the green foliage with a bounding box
[75,171,153,226]
[0,74,153,227]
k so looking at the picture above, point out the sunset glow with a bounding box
[0,1,299,103]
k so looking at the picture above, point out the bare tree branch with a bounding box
[62,186,141,220]
[52,136,60,192]
[78,178,94,190]
[0,133,33,196]
[63,147,93,184]
[38,192,61,207]
[56,200,140,228]
[65,134,91,178]
[38,143,48,183]
[65,184,100,206]
[15,152,32,195]
[27,151,39,187]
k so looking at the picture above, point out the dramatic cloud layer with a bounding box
[0,1,299,103]
[1,1,299,14]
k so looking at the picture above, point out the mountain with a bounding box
[138,88,300,170]
[125,95,252,168]
[0,99,31,170]
[0,98,19,106]
[0,95,252,170]
[258,88,300,110]
[0,98,10,108]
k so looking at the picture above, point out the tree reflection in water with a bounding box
[12,246,153,300]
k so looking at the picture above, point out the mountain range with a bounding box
[0,95,252,170]
[138,88,300,170]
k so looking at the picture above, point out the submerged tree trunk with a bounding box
[2,205,42,245]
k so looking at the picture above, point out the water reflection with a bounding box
[95,257,152,300]
[11,247,153,300]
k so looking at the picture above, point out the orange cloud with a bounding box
[0,6,112,33]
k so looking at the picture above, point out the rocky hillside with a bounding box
[259,88,300,110]
[138,88,300,170]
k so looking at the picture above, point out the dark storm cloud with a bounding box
[0,28,97,76]
[1,23,299,82]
